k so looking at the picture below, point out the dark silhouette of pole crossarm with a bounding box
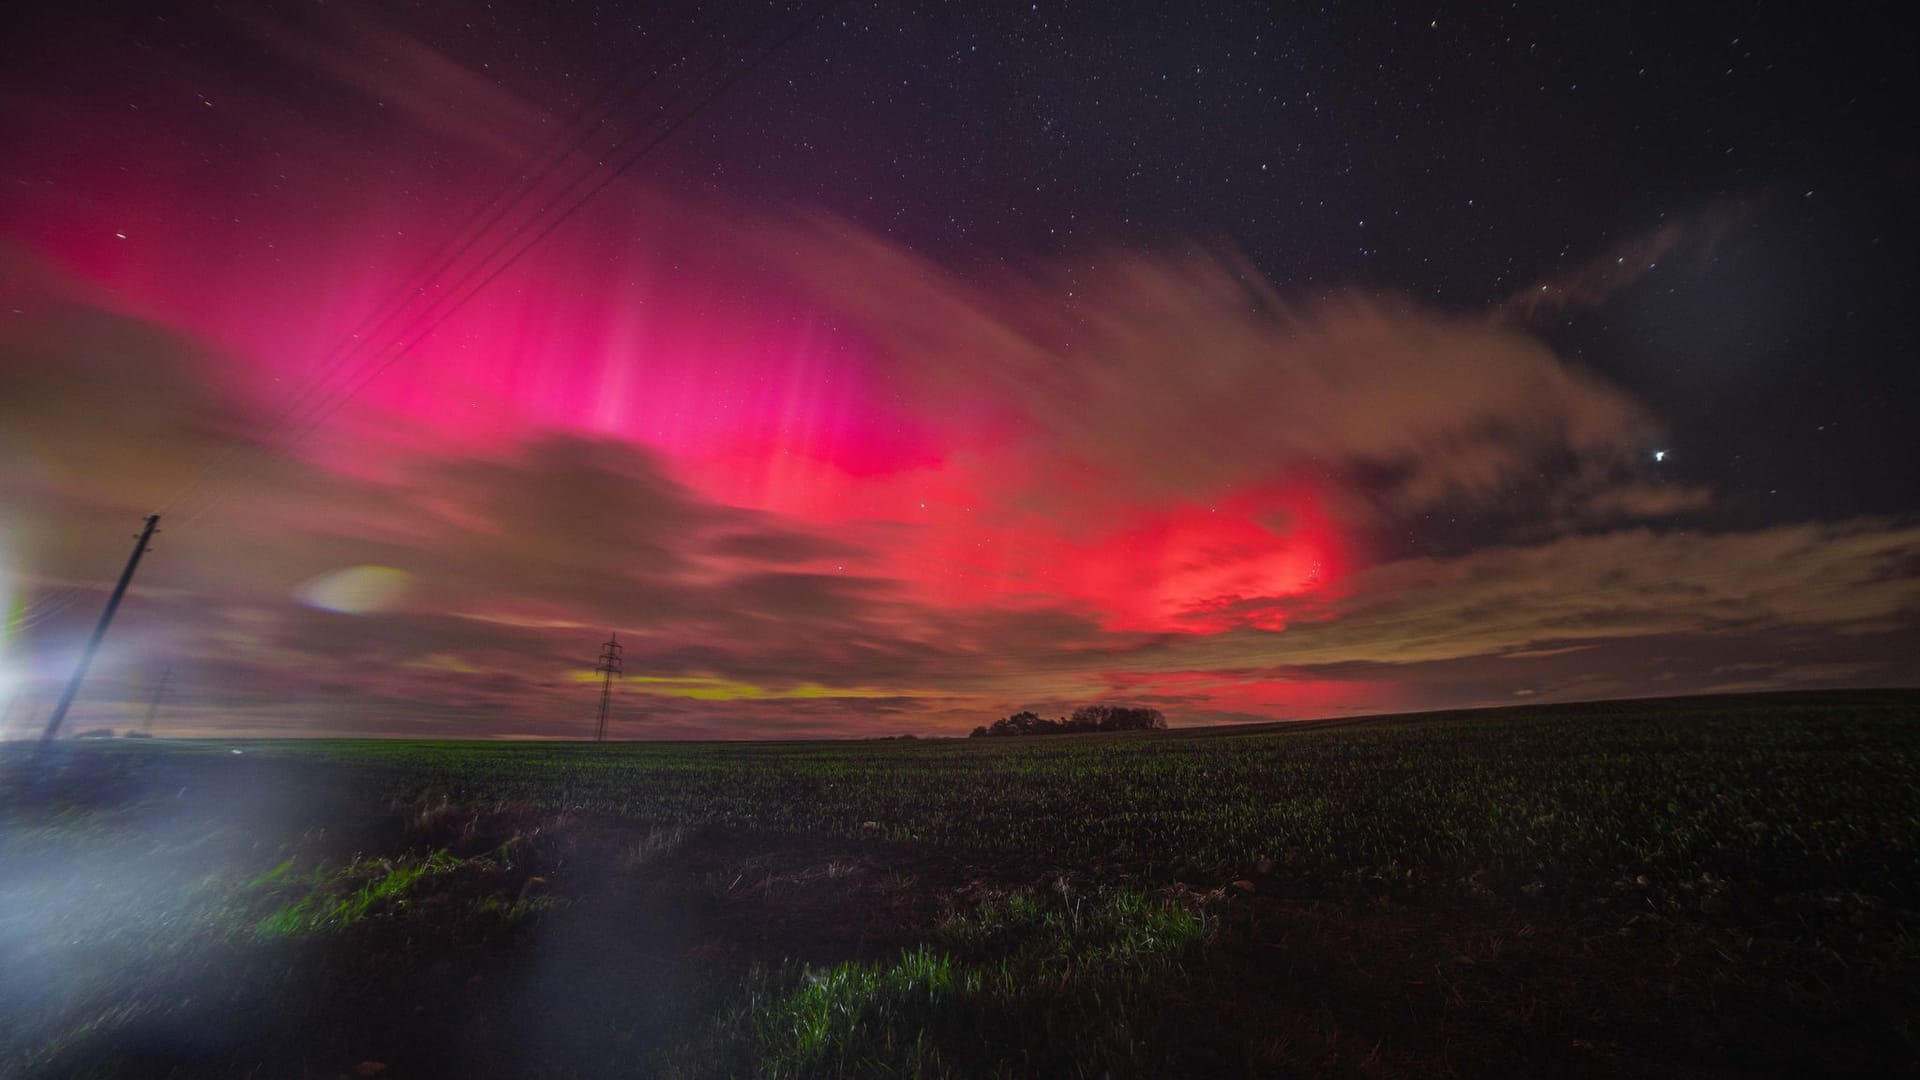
[40,514,160,746]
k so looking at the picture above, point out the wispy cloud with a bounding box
[1498,199,1762,322]
[769,222,1663,525]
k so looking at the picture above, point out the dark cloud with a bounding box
[705,529,860,565]
[0,298,253,516]
[428,435,715,592]
[1265,624,1920,712]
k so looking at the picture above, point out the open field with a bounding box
[3,690,1918,1076]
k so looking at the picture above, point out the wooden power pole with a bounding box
[40,514,160,746]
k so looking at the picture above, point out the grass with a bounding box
[2,690,1916,1076]
[174,691,1920,910]
[251,837,559,936]
[728,887,1215,1078]
[254,850,459,935]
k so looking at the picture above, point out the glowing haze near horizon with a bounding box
[2,2,1917,739]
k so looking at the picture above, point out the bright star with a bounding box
[1653,450,1667,462]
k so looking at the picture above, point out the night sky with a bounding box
[2,1,1916,738]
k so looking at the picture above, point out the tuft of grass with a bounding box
[767,947,979,1072]
[255,841,537,933]
[939,882,1210,966]
[253,850,469,936]
[729,887,1217,1078]
[246,858,296,888]
[622,823,690,869]
[250,829,563,938]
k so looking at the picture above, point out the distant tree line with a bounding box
[969,705,1167,738]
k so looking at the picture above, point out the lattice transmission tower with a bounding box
[593,632,623,742]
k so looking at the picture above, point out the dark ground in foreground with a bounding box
[2,689,1917,1077]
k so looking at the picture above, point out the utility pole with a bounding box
[594,631,622,742]
[40,514,160,747]
[141,667,173,735]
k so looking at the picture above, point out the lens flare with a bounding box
[295,566,410,615]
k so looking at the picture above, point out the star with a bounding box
[1653,450,1667,462]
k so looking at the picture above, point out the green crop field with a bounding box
[3,690,1918,1076]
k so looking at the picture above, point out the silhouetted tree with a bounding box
[974,704,1167,736]
[1070,704,1167,732]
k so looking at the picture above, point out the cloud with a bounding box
[1499,199,1761,322]
[0,296,255,515]
[1075,519,1920,717]
[0,160,1910,739]
[4,281,1915,739]
[1130,518,1920,675]
[231,3,553,159]
[769,222,1663,526]
[1554,481,1714,523]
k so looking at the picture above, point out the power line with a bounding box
[2,586,97,637]
[154,0,733,519]
[221,5,827,467]
[159,2,822,529]
[3,606,78,636]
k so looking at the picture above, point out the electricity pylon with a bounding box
[594,632,622,742]
[141,668,173,735]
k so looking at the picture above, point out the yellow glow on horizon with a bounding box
[566,671,910,701]
[404,652,484,675]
